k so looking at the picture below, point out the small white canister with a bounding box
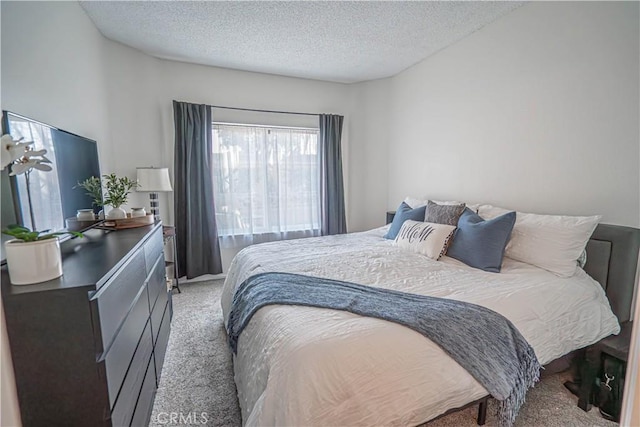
[130,207,146,218]
[4,238,63,285]
[76,209,96,221]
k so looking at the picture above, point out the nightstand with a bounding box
[163,225,181,293]
[386,211,396,225]
[577,321,632,412]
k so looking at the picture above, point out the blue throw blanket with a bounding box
[227,272,541,427]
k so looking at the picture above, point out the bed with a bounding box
[220,221,639,426]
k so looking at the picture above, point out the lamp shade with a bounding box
[136,167,173,192]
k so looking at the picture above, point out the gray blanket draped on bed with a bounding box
[227,272,541,427]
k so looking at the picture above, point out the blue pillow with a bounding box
[447,208,516,273]
[384,202,427,240]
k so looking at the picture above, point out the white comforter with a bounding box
[221,227,620,426]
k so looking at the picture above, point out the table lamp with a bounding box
[136,167,173,221]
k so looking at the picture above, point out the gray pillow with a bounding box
[424,201,466,226]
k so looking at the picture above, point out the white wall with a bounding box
[386,1,640,227]
[1,1,112,171]
[347,78,392,231]
[102,40,165,217]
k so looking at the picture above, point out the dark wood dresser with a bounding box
[1,222,172,427]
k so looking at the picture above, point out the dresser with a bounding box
[1,222,172,427]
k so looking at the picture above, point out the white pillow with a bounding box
[403,197,429,208]
[477,205,601,277]
[394,220,456,260]
[404,196,478,212]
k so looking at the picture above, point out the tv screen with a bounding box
[1,111,102,234]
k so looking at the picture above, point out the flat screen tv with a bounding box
[1,111,102,237]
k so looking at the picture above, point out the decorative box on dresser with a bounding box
[1,222,172,427]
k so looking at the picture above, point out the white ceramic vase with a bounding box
[4,238,63,285]
[107,207,127,219]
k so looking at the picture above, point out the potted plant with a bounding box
[2,225,82,285]
[76,176,104,218]
[102,173,138,219]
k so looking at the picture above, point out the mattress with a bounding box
[221,226,620,426]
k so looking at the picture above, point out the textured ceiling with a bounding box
[80,1,524,84]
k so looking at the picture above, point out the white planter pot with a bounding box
[107,207,126,219]
[4,238,63,285]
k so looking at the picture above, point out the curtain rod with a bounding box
[209,104,320,117]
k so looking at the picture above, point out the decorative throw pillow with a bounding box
[394,220,456,260]
[477,205,601,277]
[404,197,479,213]
[424,200,466,226]
[447,208,516,273]
[384,202,427,240]
[404,197,463,208]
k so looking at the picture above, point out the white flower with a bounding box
[1,135,15,168]
[9,158,51,175]
[10,160,38,176]
[23,149,47,158]
[1,134,30,170]
[2,137,52,176]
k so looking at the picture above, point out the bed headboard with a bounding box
[583,223,640,323]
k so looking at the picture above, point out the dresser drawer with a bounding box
[150,288,169,345]
[129,356,156,427]
[154,302,171,384]
[92,249,147,351]
[110,320,153,427]
[103,283,150,407]
[144,228,164,276]
[146,254,166,313]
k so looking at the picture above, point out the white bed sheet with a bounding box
[221,227,620,426]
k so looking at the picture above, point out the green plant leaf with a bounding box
[75,176,104,207]
[102,173,137,209]
[2,226,84,242]
[37,234,59,240]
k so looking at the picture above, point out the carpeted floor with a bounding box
[149,280,616,427]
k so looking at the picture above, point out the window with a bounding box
[212,123,320,244]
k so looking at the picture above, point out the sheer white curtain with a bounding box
[212,123,321,248]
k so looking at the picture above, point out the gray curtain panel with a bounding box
[173,100,223,278]
[319,114,347,235]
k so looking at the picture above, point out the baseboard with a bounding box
[179,273,227,284]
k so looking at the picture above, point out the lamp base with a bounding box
[149,192,160,221]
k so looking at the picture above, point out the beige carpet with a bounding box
[149,280,616,427]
